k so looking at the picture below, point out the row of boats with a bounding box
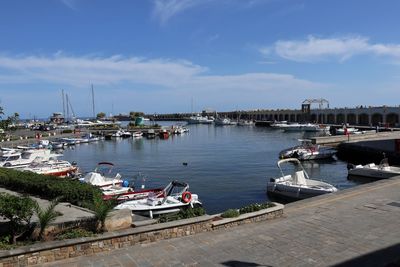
[188,114,254,126]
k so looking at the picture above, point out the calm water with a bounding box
[62,123,357,214]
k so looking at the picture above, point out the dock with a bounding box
[312,130,400,146]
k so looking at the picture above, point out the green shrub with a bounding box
[158,207,206,223]
[220,209,240,218]
[0,168,101,207]
[0,236,15,250]
[239,202,275,214]
[56,228,95,240]
[61,129,73,134]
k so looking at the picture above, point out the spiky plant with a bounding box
[87,193,114,233]
[34,197,61,241]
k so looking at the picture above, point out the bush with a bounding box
[56,228,95,240]
[0,168,101,207]
[239,202,275,214]
[61,129,73,134]
[220,209,240,218]
[158,207,206,223]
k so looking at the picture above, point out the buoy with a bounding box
[182,162,188,166]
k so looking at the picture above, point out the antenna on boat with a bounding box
[91,84,95,119]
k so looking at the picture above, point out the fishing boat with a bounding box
[114,181,202,218]
[279,139,336,161]
[267,158,338,200]
[348,158,400,179]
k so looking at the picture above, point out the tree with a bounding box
[96,112,106,119]
[33,197,61,241]
[0,193,35,244]
[0,106,3,119]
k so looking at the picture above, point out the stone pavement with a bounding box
[40,178,400,267]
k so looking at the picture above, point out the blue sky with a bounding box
[1,0,400,119]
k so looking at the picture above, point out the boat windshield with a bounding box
[1,154,20,161]
[379,158,389,167]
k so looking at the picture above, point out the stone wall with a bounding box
[211,203,284,230]
[0,204,284,266]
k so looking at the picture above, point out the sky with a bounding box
[1,0,400,119]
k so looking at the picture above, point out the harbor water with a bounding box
[62,122,357,214]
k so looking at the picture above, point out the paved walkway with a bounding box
[41,178,400,267]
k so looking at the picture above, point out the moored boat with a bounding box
[279,139,336,161]
[267,158,338,200]
[114,181,202,218]
[348,158,400,179]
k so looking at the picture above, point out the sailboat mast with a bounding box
[91,84,95,119]
[61,89,66,119]
[66,94,70,122]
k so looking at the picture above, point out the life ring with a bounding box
[182,191,192,203]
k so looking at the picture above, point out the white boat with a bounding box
[336,127,359,135]
[187,114,214,124]
[270,121,288,128]
[267,158,338,200]
[79,162,125,188]
[0,148,55,168]
[21,159,79,177]
[132,131,143,138]
[114,181,202,218]
[237,120,254,126]
[282,123,303,132]
[348,158,400,179]
[120,130,132,138]
[302,124,330,132]
[111,130,123,138]
[214,117,234,126]
[279,140,337,160]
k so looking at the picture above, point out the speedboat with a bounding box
[132,131,143,138]
[79,162,125,188]
[267,158,338,200]
[114,181,202,218]
[348,158,400,179]
[20,158,79,177]
[279,139,336,160]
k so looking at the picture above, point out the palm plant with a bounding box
[34,197,61,241]
[87,193,114,233]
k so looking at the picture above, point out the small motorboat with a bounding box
[146,129,156,139]
[336,127,359,135]
[132,131,143,138]
[267,158,338,200]
[79,162,125,188]
[279,139,336,161]
[21,158,79,177]
[348,158,400,179]
[114,181,202,218]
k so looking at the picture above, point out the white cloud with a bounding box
[261,35,400,62]
[0,53,322,95]
[152,0,205,25]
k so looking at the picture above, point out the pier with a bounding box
[38,177,400,266]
